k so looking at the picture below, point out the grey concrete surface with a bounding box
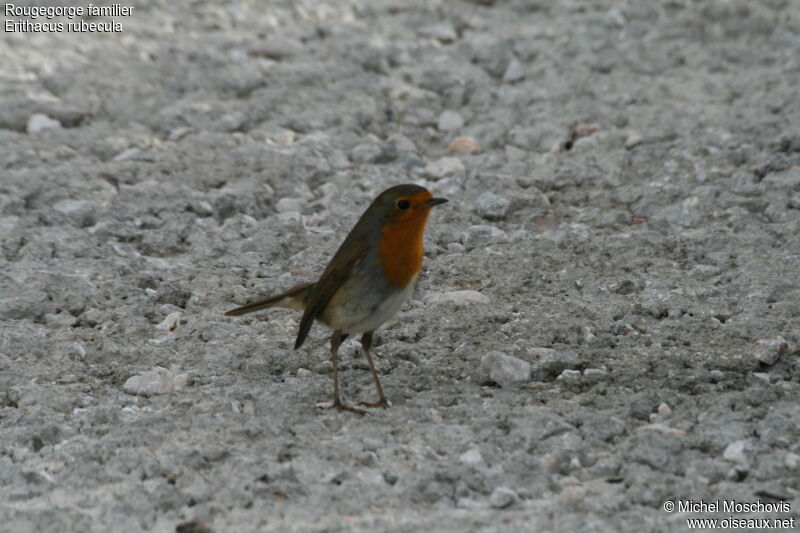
[1,1,799,531]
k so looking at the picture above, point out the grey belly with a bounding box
[321,272,417,334]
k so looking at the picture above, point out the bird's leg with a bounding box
[326,330,364,415]
[360,331,389,408]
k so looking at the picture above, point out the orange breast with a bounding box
[378,204,432,288]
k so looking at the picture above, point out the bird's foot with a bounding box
[317,399,365,415]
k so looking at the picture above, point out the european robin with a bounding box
[225,184,448,413]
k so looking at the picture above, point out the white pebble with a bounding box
[276,197,309,214]
[387,133,416,153]
[785,452,799,469]
[502,58,525,83]
[527,347,556,358]
[437,110,464,132]
[460,225,508,249]
[752,372,770,383]
[156,311,182,333]
[489,486,519,509]
[123,367,175,396]
[557,369,582,382]
[557,484,586,506]
[423,157,465,181]
[27,113,62,134]
[425,290,490,306]
[167,127,194,142]
[723,440,750,464]
[657,402,672,416]
[753,337,788,365]
[278,211,302,223]
[583,368,607,377]
[475,192,511,221]
[418,22,457,43]
[481,351,530,388]
[625,132,643,149]
[459,447,483,465]
[635,423,686,437]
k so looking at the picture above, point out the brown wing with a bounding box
[294,233,370,349]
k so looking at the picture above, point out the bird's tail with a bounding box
[224,282,315,316]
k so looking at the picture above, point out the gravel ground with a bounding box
[2,1,800,531]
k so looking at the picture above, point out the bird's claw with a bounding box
[317,399,366,415]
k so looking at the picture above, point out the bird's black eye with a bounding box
[396,199,410,210]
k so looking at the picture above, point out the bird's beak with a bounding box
[425,197,448,207]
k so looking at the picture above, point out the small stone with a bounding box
[272,129,297,145]
[276,198,309,214]
[448,136,479,153]
[53,199,97,227]
[112,148,141,161]
[557,485,586,506]
[635,423,686,437]
[723,440,750,464]
[460,225,508,249]
[297,368,311,378]
[173,373,189,388]
[456,497,481,509]
[437,111,464,132]
[527,347,556,358]
[425,290,490,306]
[752,372,771,383]
[625,132,643,149]
[532,214,558,233]
[459,447,483,465]
[708,369,724,380]
[155,311,182,333]
[399,152,426,171]
[557,369,582,383]
[27,113,62,134]
[447,242,465,253]
[277,211,302,223]
[418,22,458,43]
[481,351,530,388]
[657,403,672,416]
[123,367,175,396]
[785,452,799,469]
[423,157,465,180]
[383,470,399,485]
[473,37,513,78]
[510,230,529,242]
[215,112,245,132]
[583,368,607,377]
[167,127,194,142]
[502,58,525,83]
[351,142,384,164]
[573,124,600,138]
[753,337,788,365]
[489,486,519,509]
[505,145,526,161]
[387,133,416,153]
[510,190,551,212]
[45,311,78,328]
[475,192,511,221]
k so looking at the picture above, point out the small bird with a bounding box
[225,184,447,413]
